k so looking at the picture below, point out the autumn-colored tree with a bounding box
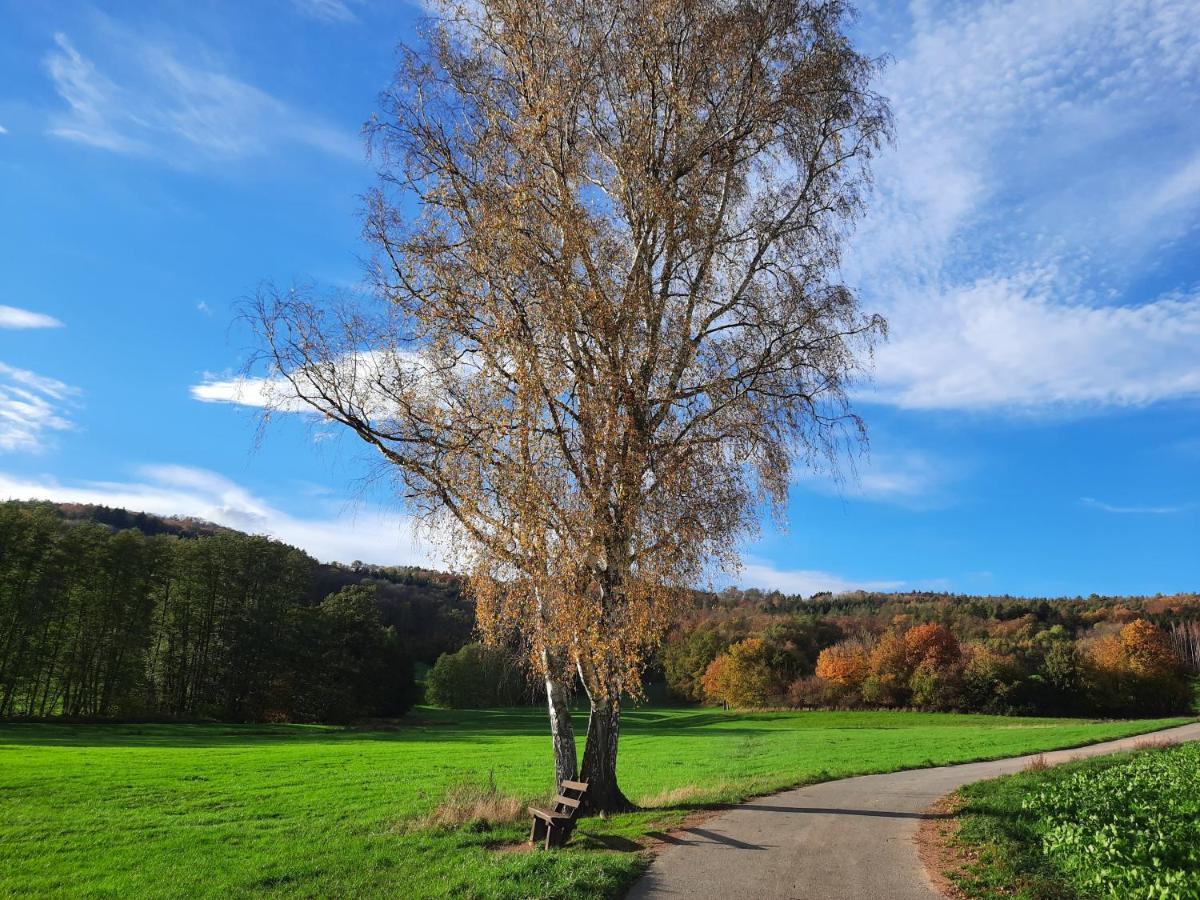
[248,0,888,811]
[1118,619,1181,678]
[663,626,731,701]
[700,638,778,708]
[864,630,910,704]
[699,654,732,706]
[814,638,871,687]
[903,623,961,670]
[1088,619,1189,715]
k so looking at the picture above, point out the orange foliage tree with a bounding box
[815,639,872,688]
[903,623,961,670]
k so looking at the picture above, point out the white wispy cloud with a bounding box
[0,125,8,135]
[794,448,956,506]
[44,28,360,165]
[0,305,63,329]
[872,279,1200,410]
[191,347,429,414]
[0,362,79,453]
[191,373,298,410]
[1081,497,1190,515]
[292,0,359,23]
[0,465,442,566]
[736,556,903,596]
[855,0,1200,413]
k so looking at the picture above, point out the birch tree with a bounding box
[249,0,890,812]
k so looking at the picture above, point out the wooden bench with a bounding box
[528,780,588,849]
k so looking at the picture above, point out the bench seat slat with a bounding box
[528,806,571,822]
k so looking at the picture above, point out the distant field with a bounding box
[0,708,1189,899]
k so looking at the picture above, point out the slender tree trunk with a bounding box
[579,693,634,814]
[543,664,578,789]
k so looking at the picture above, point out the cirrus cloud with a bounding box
[854,0,1200,414]
[0,305,63,329]
[0,362,79,453]
[44,27,360,165]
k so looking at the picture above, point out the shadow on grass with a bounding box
[573,832,645,852]
[0,708,826,749]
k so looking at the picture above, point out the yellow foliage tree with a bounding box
[701,638,778,708]
[247,0,888,811]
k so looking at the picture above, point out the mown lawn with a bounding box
[946,741,1200,899]
[0,707,1188,898]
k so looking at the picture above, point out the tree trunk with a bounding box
[542,654,578,789]
[579,694,635,814]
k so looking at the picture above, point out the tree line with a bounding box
[664,592,1199,716]
[0,502,418,722]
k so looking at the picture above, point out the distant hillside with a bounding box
[10,500,236,539]
[2,499,474,665]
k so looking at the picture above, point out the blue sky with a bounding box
[1,0,1197,597]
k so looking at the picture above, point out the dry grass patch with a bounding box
[638,782,734,808]
[1132,737,1178,751]
[410,770,528,831]
[1024,754,1049,772]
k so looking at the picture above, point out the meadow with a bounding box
[948,741,1200,899]
[0,708,1189,899]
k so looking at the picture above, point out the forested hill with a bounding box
[29,501,236,539]
[0,500,472,722]
[2,499,473,659]
[5,499,1196,723]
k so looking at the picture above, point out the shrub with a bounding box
[908,659,959,711]
[787,675,839,708]
[426,643,528,709]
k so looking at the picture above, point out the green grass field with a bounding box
[0,708,1188,899]
[947,741,1200,899]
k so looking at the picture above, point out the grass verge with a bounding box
[943,741,1200,899]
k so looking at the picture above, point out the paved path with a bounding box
[627,721,1200,900]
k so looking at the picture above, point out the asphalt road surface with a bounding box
[627,721,1200,900]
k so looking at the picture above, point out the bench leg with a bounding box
[544,823,556,850]
[530,817,546,846]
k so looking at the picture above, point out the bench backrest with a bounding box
[552,779,589,820]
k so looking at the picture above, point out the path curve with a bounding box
[627,721,1200,900]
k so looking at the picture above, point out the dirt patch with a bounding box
[916,792,970,899]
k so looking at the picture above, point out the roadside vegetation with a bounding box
[0,708,1188,898]
[946,741,1200,899]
